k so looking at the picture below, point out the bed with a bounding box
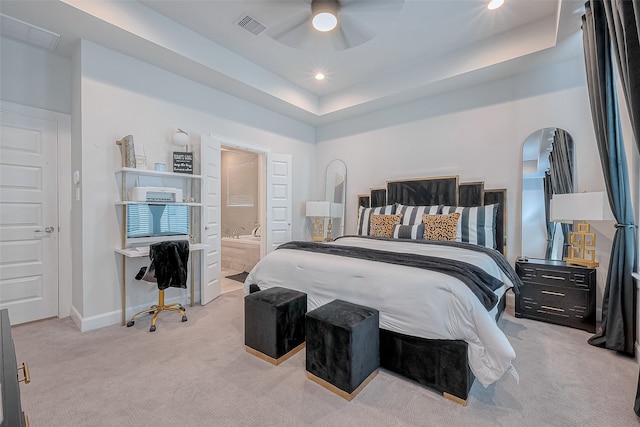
[244,175,519,404]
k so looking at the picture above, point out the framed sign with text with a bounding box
[172,152,193,174]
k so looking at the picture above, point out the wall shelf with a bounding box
[116,167,202,180]
[115,201,202,207]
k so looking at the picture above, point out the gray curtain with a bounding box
[582,1,636,359]
[604,0,640,154]
[599,0,640,417]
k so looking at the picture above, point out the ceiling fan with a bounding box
[263,0,405,51]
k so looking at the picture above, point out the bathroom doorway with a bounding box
[220,146,265,293]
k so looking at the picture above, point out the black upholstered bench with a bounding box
[305,299,380,401]
[244,286,307,365]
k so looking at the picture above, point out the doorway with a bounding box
[0,101,71,324]
[220,146,265,294]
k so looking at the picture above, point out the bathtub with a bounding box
[222,235,261,272]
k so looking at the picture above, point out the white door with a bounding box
[266,153,292,253]
[200,134,221,305]
[0,111,59,324]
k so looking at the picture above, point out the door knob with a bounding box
[35,226,55,233]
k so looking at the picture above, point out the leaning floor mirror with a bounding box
[325,160,347,241]
[521,127,575,260]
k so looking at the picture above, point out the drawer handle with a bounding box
[18,361,31,384]
[541,274,566,281]
[541,290,565,297]
[541,305,565,312]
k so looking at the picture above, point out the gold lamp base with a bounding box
[312,217,324,242]
[325,218,334,242]
[563,222,599,268]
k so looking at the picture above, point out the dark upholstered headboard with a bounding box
[357,175,506,254]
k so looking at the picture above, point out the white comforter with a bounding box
[244,236,516,387]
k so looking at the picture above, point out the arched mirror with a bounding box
[325,159,347,240]
[521,128,575,260]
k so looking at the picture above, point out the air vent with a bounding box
[0,13,60,51]
[235,14,267,36]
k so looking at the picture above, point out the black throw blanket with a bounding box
[149,240,190,290]
[336,235,522,295]
[277,240,505,311]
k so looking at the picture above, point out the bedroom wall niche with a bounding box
[521,128,575,260]
[325,159,347,240]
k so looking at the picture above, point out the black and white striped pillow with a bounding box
[441,204,499,248]
[395,204,441,225]
[357,205,396,235]
[392,223,425,240]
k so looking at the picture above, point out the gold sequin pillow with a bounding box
[422,213,461,241]
[369,213,403,238]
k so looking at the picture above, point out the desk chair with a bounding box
[126,240,190,332]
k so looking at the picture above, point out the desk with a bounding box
[115,244,207,326]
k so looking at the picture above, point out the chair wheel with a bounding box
[126,320,134,327]
[182,316,188,322]
[150,325,156,332]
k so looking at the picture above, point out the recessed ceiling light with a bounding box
[488,0,504,10]
[315,73,325,81]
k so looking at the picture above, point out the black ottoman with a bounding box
[244,286,307,365]
[305,299,380,401]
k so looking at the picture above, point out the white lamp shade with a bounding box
[306,201,330,217]
[173,129,189,147]
[550,191,615,223]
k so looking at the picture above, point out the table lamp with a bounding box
[550,191,614,268]
[306,201,330,242]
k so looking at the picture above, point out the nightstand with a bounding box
[515,258,596,332]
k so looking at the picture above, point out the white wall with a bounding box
[76,40,316,327]
[0,36,72,114]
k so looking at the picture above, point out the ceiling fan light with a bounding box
[312,12,337,32]
[488,0,504,10]
[311,0,338,32]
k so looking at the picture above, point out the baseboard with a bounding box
[73,307,121,332]
[70,305,82,331]
[70,295,191,332]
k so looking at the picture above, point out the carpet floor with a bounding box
[10,289,640,427]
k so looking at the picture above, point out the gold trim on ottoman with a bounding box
[306,369,379,401]
[245,342,305,366]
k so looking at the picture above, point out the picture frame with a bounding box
[173,151,193,174]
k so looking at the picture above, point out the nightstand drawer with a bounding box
[518,283,589,315]
[516,263,594,289]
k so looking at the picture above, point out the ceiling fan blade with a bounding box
[337,12,377,48]
[340,0,405,13]
[266,10,311,42]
